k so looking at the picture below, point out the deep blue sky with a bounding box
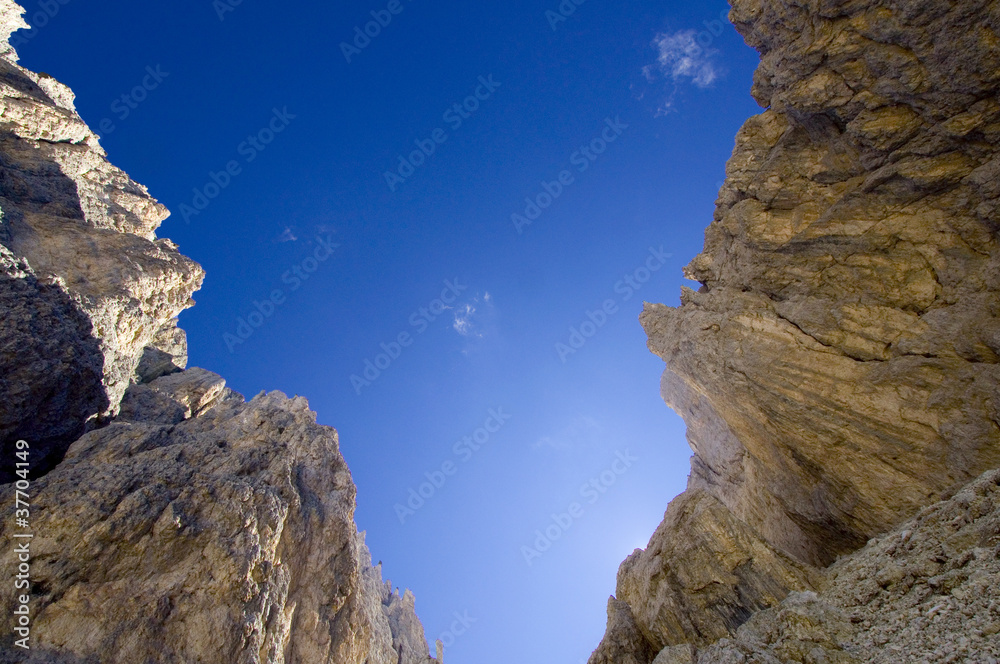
[15,1,761,661]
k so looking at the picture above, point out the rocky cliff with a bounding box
[0,1,438,661]
[592,0,1000,661]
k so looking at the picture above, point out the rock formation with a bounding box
[683,468,1000,663]
[0,1,438,661]
[592,0,1000,661]
[0,0,203,479]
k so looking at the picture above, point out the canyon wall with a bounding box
[0,1,437,661]
[592,0,1000,661]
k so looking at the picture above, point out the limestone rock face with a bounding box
[697,469,1000,663]
[616,491,821,650]
[588,598,660,664]
[593,0,1000,659]
[0,371,438,664]
[0,3,437,661]
[0,0,203,476]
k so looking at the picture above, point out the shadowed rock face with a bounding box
[0,2,438,661]
[0,0,203,474]
[592,0,1000,660]
[0,247,108,480]
[697,469,1000,663]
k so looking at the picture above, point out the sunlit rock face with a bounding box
[0,2,437,661]
[0,372,438,664]
[592,0,1000,660]
[0,0,203,477]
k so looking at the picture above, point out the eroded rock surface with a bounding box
[616,490,821,650]
[0,2,437,661]
[593,0,1000,660]
[697,469,1000,663]
[0,0,203,476]
[0,372,439,663]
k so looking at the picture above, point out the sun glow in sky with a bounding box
[15,0,761,661]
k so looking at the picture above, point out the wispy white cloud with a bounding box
[452,292,495,339]
[453,303,477,336]
[643,29,724,114]
[651,30,720,88]
[275,226,298,243]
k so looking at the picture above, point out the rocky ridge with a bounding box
[0,1,438,661]
[591,0,1000,661]
[0,0,204,478]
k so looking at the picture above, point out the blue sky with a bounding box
[15,1,761,661]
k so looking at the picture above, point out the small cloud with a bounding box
[651,30,720,88]
[275,226,298,243]
[452,292,498,339]
[453,303,477,337]
[643,29,724,115]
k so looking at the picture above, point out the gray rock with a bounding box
[135,319,188,383]
[0,3,438,661]
[0,245,107,479]
[0,0,203,475]
[0,386,438,663]
[118,368,229,425]
[654,644,696,664]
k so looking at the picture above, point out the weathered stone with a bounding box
[592,0,1000,659]
[614,490,821,651]
[135,318,188,384]
[0,3,437,661]
[0,376,437,663]
[653,644,697,664]
[697,470,1000,663]
[0,245,107,479]
[588,597,660,664]
[0,0,203,475]
[117,368,230,425]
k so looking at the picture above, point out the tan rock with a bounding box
[593,0,1000,658]
[614,490,821,650]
